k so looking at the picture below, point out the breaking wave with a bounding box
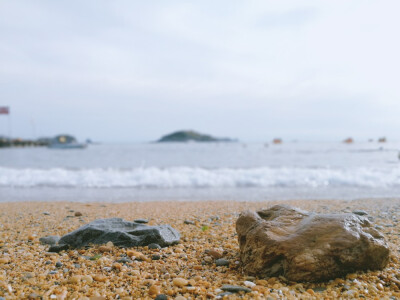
[1,166,399,189]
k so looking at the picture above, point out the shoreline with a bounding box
[1,198,400,299]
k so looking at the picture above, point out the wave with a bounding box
[0,166,399,189]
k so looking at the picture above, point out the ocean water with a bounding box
[1,142,400,202]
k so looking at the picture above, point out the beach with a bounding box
[1,198,400,299]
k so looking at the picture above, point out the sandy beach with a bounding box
[1,199,400,299]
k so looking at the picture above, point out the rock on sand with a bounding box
[236,205,390,282]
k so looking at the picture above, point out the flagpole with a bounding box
[8,114,12,138]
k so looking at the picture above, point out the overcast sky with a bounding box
[1,1,399,142]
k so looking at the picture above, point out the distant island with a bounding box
[157,130,237,143]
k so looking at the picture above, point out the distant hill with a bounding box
[157,130,237,143]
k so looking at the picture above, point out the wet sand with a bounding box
[1,198,400,299]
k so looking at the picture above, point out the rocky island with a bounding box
[157,130,236,143]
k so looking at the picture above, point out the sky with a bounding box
[1,0,400,142]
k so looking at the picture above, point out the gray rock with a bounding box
[134,218,149,224]
[184,220,195,225]
[55,261,63,268]
[58,218,180,248]
[39,235,60,245]
[236,205,390,282]
[49,271,58,275]
[43,212,50,215]
[155,295,168,300]
[221,285,251,293]
[216,258,230,267]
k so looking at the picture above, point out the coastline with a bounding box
[1,198,400,299]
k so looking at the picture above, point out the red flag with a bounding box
[0,107,9,114]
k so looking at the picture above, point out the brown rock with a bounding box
[74,211,83,217]
[236,205,389,282]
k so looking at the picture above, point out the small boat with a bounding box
[48,134,87,149]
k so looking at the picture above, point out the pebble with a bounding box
[221,285,251,293]
[215,258,229,267]
[216,292,233,299]
[28,293,39,299]
[0,257,10,264]
[353,210,368,216]
[184,220,195,225]
[49,271,58,275]
[39,235,60,245]
[116,257,132,264]
[48,244,69,253]
[148,285,160,296]
[173,277,189,287]
[148,243,161,249]
[134,218,148,223]
[55,261,63,268]
[75,211,83,216]
[43,212,50,215]
[313,286,327,292]
[93,274,107,282]
[174,297,186,300]
[98,245,112,252]
[244,280,256,288]
[155,295,168,300]
[207,249,223,259]
[152,254,161,260]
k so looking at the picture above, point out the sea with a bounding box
[1,141,400,202]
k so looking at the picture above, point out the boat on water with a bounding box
[48,134,87,149]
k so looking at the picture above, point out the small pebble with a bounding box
[55,261,63,268]
[98,245,112,252]
[93,274,107,282]
[148,285,160,296]
[116,257,132,264]
[152,254,161,260]
[39,235,60,245]
[155,295,168,300]
[43,212,50,215]
[207,249,223,259]
[173,277,189,287]
[184,220,195,225]
[216,292,233,299]
[221,285,251,293]
[48,244,69,253]
[244,280,256,288]
[74,211,83,216]
[148,243,161,249]
[216,258,229,267]
[352,210,368,216]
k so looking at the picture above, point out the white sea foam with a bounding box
[1,166,399,189]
